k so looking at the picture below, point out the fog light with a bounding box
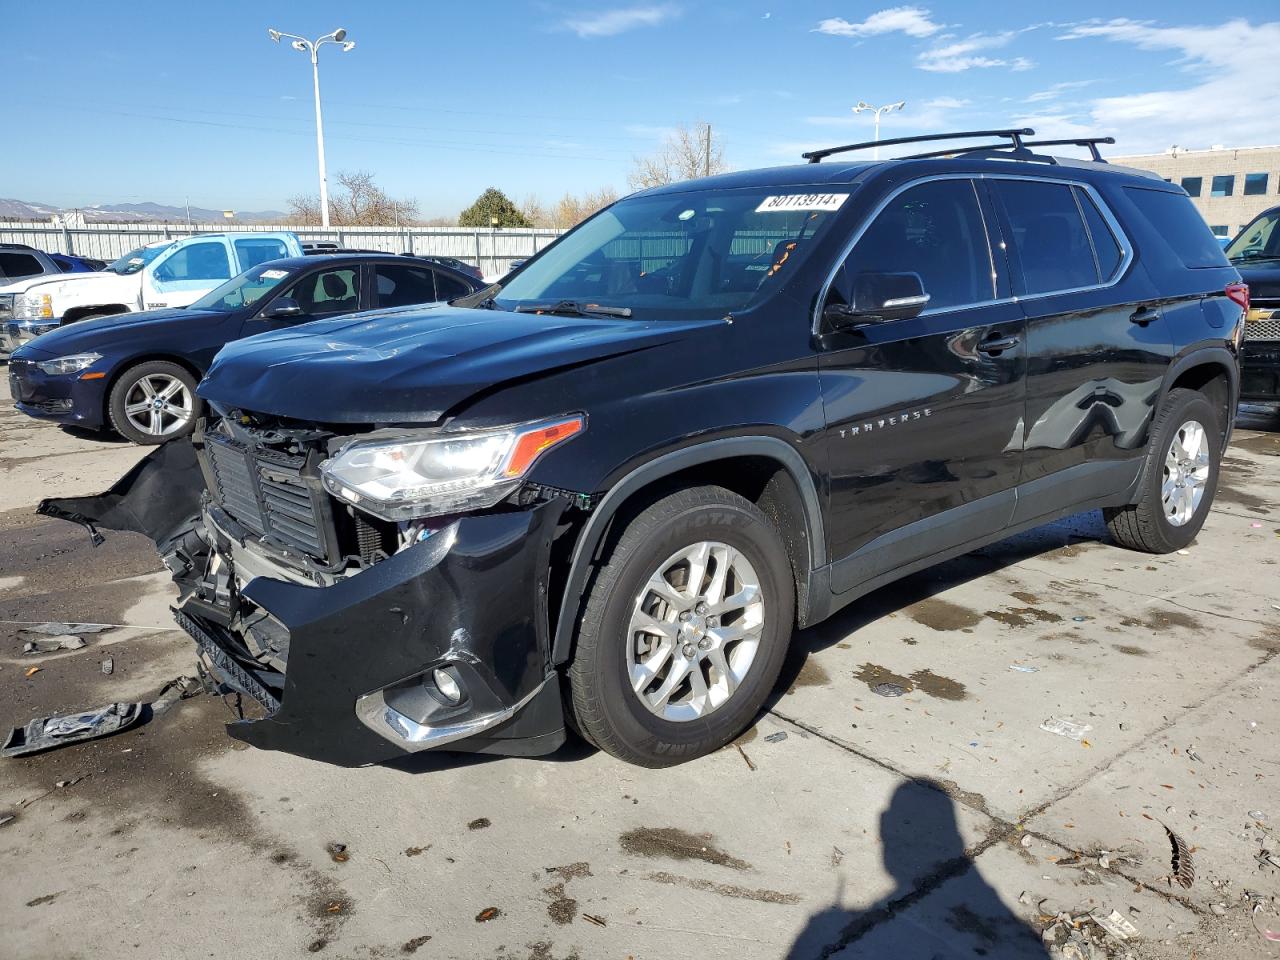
[432,668,462,703]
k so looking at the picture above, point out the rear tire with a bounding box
[107,361,201,446]
[566,486,795,767]
[1104,387,1221,553]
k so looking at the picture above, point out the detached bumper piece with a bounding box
[3,703,144,757]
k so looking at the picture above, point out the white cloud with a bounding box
[1058,17,1280,152]
[815,6,942,39]
[561,5,679,38]
[917,31,1034,72]
[923,96,970,108]
[1022,79,1099,103]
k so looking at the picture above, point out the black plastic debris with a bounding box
[764,731,788,743]
[20,623,114,636]
[2,703,143,757]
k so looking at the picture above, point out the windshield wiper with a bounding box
[1231,253,1280,263]
[514,299,632,319]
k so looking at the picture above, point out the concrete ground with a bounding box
[2,374,1279,960]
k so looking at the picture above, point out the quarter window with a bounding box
[153,241,232,282]
[1244,173,1269,196]
[1210,175,1235,197]
[1180,176,1202,197]
[836,178,994,312]
[1124,188,1231,269]
[990,179,1100,295]
[434,271,470,300]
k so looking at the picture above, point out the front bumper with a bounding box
[1,319,60,355]
[7,354,108,428]
[1241,339,1280,402]
[38,441,569,767]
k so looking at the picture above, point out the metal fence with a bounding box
[0,222,565,279]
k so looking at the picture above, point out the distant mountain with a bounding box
[0,198,288,224]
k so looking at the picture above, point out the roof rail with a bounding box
[886,135,1117,164]
[1021,137,1115,162]
[802,128,1035,163]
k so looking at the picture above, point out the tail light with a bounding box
[1225,281,1249,312]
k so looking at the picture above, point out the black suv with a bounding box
[44,130,1245,768]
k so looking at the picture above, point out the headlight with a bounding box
[36,352,102,375]
[15,293,54,321]
[320,415,585,520]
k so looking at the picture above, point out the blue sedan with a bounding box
[6,254,481,444]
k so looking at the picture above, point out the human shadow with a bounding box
[785,779,1049,959]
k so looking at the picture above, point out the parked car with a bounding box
[43,130,1245,768]
[48,253,109,273]
[1,244,64,351]
[416,255,484,280]
[0,232,304,354]
[1224,206,1280,407]
[8,254,481,443]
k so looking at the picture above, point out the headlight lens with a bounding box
[36,352,102,375]
[15,293,54,320]
[320,415,584,520]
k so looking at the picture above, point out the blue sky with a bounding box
[8,2,1279,217]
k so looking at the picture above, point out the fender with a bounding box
[550,435,826,664]
[1158,344,1240,406]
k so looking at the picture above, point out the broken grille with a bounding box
[204,433,331,561]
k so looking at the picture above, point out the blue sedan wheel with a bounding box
[107,361,200,445]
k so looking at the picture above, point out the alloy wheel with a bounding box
[122,373,193,438]
[1161,419,1210,527]
[626,540,765,722]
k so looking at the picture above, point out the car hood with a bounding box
[200,304,714,423]
[17,308,221,359]
[1235,259,1280,299]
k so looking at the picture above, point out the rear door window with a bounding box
[990,180,1100,295]
[0,252,46,281]
[1123,187,1231,269]
[282,267,359,317]
[234,238,290,270]
[374,264,439,307]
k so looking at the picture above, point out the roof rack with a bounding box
[803,128,1035,163]
[901,136,1116,163]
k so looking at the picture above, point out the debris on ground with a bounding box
[23,667,41,678]
[0,815,14,828]
[22,636,86,654]
[583,913,607,927]
[1162,823,1195,889]
[1091,910,1139,941]
[764,731,788,743]
[474,907,501,922]
[1009,664,1040,673]
[1040,717,1092,741]
[101,657,113,676]
[2,703,143,757]
[872,682,906,697]
[18,622,115,636]
[1037,907,1141,957]
[467,817,491,830]
[401,934,432,953]
[326,843,349,863]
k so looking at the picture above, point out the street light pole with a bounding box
[268,27,356,229]
[853,100,906,160]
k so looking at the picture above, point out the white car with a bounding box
[0,232,303,354]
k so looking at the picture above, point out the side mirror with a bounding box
[825,272,930,331]
[262,297,303,320]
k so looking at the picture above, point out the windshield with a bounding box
[1226,209,1280,261]
[106,243,173,275]
[492,187,849,319]
[189,263,295,312]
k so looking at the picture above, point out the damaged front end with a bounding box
[40,412,575,766]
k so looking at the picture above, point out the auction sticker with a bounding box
[755,193,848,213]
[260,269,289,280]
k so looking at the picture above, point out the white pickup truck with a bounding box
[0,232,303,354]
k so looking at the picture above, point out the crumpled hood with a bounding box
[199,304,714,423]
[18,308,218,359]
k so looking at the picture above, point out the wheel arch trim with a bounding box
[550,435,825,665]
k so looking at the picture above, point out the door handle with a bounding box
[976,334,1020,355]
[1130,307,1161,326]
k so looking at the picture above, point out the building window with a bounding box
[1209,225,1230,238]
[1180,176,1203,197]
[1211,175,1235,197]
[1244,173,1269,196]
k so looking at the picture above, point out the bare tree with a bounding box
[552,187,619,227]
[286,170,419,226]
[520,194,550,228]
[628,122,726,190]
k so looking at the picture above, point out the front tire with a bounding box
[1104,387,1222,553]
[566,486,795,767]
[107,361,200,445]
